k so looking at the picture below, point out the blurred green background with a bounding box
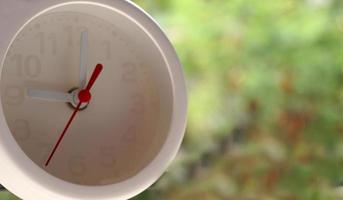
[3,0,343,199]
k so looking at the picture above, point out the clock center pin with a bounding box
[68,88,89,110]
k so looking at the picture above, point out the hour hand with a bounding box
[80,31,88,89]
[27,89,73,102]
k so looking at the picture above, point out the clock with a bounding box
[0,1,187,200]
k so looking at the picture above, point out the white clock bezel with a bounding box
[0,1,187,200]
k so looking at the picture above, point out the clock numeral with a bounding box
[11,54,42,78]
[64,25,73,46]
[3,85,25,105]
[49,33,58,55]
[122,124,138,142]
[35,32,57,55]
[13,119,31,141]
[11,54,23,76]
[37,142,53,164]
[130,94,145,114]
[25,55,42,78]
[100,146,117,167]
[35,32,45,54]
[122,63,137,83]
[64,25,90,46]
[78,26,89,33]
[69,156,87,177]
[102,41,111,60]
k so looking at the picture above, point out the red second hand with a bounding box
[45,64,103,166]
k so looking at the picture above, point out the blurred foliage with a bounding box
[4,0,343,199]
[130,0,343,199]
[0,191,20,200]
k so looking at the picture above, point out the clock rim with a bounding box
[0,1,187,200]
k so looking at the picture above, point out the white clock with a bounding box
[0,0,187,199]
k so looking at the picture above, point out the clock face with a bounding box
[0,10,172,186]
